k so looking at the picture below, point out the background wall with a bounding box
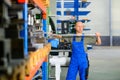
[111,0,120,46]
[112,0,120,36]
[49,0,120,46]
[49,0,57,32]
[84,0,109,36]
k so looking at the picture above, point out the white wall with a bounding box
[84,0,110,36]
[112,0,120,36]
[49,0,56,15]
[83,0,120,36]
[49,0,57,32]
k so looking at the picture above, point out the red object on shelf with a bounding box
[18,0,28,3]
[25,57,46,80]
[44,56,48,62]
[42,12,47,19]
[33,0,46,16]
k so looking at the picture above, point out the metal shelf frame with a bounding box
[57,2,91,8]
[20,1,28,56]
[19,0,49,80]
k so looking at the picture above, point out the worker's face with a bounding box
[75,22,84,33]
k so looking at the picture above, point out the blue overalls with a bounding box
[66,34,89,80]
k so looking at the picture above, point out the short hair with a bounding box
[75,21,83,27]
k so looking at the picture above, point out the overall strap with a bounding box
[73,35,76,41]
[81,33,84,41]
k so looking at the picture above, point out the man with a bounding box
[66,21,101,80]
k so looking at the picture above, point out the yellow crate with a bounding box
[19,63,25,80]
[42,48,46,58]
[10,61,25,80]
[42,0,50,7]
[29,52,34,69]
[33,52,37,66]
[35,49,40,63]
[25,58,31,76]
[39,48,43,59]
[0,75,8,80]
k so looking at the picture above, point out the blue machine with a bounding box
[66,34,89,80]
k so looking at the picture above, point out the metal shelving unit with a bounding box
[20,0,28,56]
[0,0,51,80]
[24,0,50,80]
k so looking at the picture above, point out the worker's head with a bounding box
[75,21,84,34]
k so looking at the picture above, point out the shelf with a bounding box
[57,20,61,23]
[83,28,91,31]
[25,57,46,80]
[3,0,12,7]
[57,11,91,16]
[80,19,91,23]
[25,43,51,80]
[57,34,95,37]
[57,2,91,8]
[80,2,91,8]
[18,0,28,3]
[32,0,47,14]
[51,50,71,52]
[57,19,91,23]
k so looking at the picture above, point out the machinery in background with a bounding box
[61,20,76,34]
[60,18,91,34]
[27,8,45,51]
[50,18,92,57]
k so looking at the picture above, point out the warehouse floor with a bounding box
[49,46,120,80]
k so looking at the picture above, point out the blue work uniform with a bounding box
[66,34,89,80]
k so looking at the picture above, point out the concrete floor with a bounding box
[88,46,120,80]
[49,46,120,80]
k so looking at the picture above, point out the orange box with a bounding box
[29,52,34,69]
[25,58,31,76]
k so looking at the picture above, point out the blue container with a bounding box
[87,45,93,50]
[48,39,59,48]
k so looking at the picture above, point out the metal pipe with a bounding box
[61,0,64,17]
[109,0,113,46]
[56,34,96,37]
[32,32,96,37]
[74,0,79,20]
[51,50,71,52]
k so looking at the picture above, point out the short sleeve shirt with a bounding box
[75,36,96,51]
[61,36,96,51]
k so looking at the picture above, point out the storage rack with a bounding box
[56,0,91,31]
[22,0,50,80]
[0,0,51,80]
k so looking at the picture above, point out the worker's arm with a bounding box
[95,32,101,45]
[53,34,62,39]
[48,31,62,39]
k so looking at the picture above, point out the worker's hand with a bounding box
[95,32,101,45]
[56,35,62,38]
[49,31,62,39]
[95,32,101,37]
[53,35,62,39]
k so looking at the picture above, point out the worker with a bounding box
[66,21,101,80]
